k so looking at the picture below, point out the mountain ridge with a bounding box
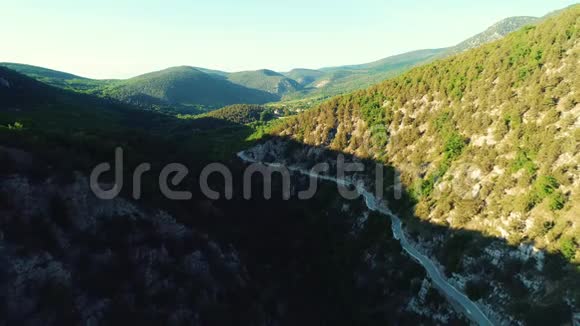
[99,66,279,113]
[0,9,560,111]
[445,16,539,55]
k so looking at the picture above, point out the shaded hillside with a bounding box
[0,63,86,81]
[0,62,111,92]
[0,67,65,108]
[0,65,279,114]
[0,67,276,161]
[0,67,189,133]
[267,5,579,323]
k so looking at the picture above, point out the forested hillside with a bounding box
[276,5,579,255]
[261,5,579,323]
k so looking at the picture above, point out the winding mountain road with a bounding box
[237,151,495,326]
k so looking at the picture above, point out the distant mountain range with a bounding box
[99,66,278,113]
[0,14,548,112]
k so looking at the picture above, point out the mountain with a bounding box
[227,69,302,96]
[0,66,64,108]
[445,16,539,55]
[0,64,282,113]
[288,16,541,99]
[323,49,447,73]
[287,48,447,99]
[252,5,579,324]
[0,66,195,134]
[0,65,115,114]
[0,63,86,81]
[100,66,278,113]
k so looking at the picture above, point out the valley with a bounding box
[0,2,578,326]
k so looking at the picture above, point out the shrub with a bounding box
[443,132,466,161]
[560,237,577,261]
[434,111,452,132]
[524,175,560,211]
[7,122,24,130]
[548,191,566,211]
[511,149,537,174]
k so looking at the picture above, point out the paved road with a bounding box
[237,151,495,325]
[389,217,494,326]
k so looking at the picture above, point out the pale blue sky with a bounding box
[1,0,577,79]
